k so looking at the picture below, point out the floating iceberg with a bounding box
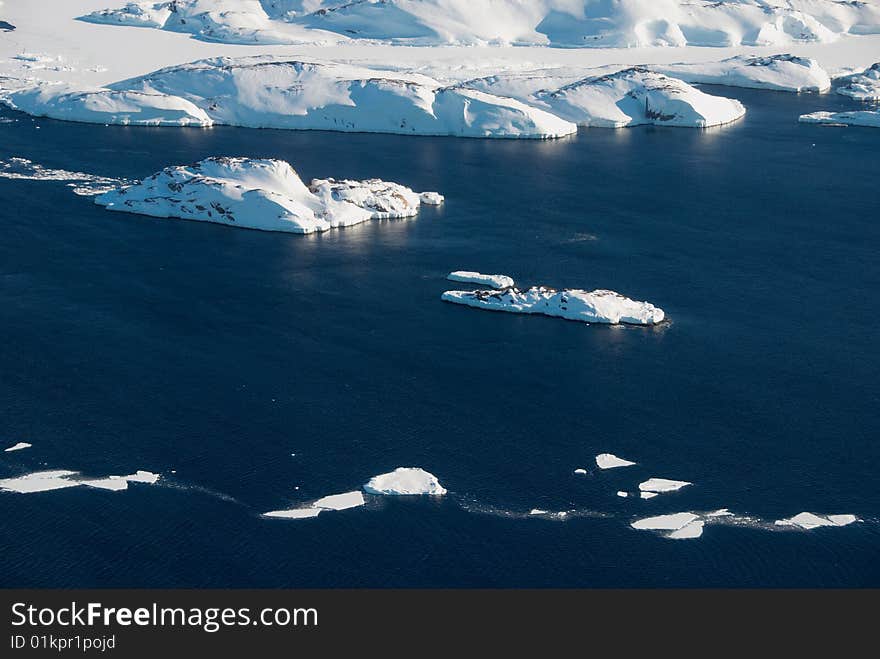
[532,68,746,128]
[0,469,160,494]
[639,478,692,494]
[263,490,365,519]
[2,83,213,126]
[95,157,439,234]
[655,54,831,93]
[441,286,665,326]
[364,468,447,496]
[632,512,704,539]
[799,110,880,128]
[419,192,444,205]
[595,453,636,470]
[775,512,858,530]
[99,56,576,139]
[4,442,31,452]
[447,271,515,290]
[835,63,880,100]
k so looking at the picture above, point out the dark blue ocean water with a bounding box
[1,87,878,587]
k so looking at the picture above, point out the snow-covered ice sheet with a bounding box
[95,156,439,233]
[595,453,636,469]
[799,110,880,127]
[4,442,31,452]
[442,286,665,326]
[363,468,447,495]
[655,54,831,92]
[447,271,515,289]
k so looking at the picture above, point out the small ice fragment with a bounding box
[574,468,588,475]
[707,508,732,517]
[640,492,658,499]
[4,442,31,452]
[419,191,444,205]
[617,491,628,498]
[529,509,548,515]
[595,453,636,469]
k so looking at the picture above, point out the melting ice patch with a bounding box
[0,157,133,195]
[447,271,515,289]
[363,468,447,496]
[0,469,160,494]
[4,442,31,452]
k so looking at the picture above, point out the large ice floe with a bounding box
[835,63,880,100]
[94,157,440,233]
[447,271,515,290]
[79,1,880,48]
[775,512,858,530]
[441,286,665,326]
[464,67,745,128]
[654,54,832,92]
[639,478,692,495]
[595,453,636,470]
[2,83,213,126]
[263,490,365,519]
[364,468,447,496]
[72,56,577,139]
[0,469,160,494]
[799,110,880,127]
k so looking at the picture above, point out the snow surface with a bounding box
[363,467,447,495]
[0,469,160,493]
[78,1,880,48]
[835,62,880,99]
[639,478,692,493]
[447,271,515,289]
[4,442,31,452]
[655,54,831,92]
[775,512,858,529]
[95,156,438,233]
[419,191,444,205]
[668,520,705,539]
[263,489,365,518]
[442,286,665,326]
[631,512,699,531]
[799,109,880,127]
[595,453,636,469]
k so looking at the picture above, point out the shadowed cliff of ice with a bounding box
[79,1,880,47]
[655,54,831,92]
[0,469,160,493]
[97,56,576,138]
[95,157,440,233]
[442,286,665,326]
[4,442,31,452]
[835,62,880,100]
[447,271,515,289]
[1,83,213,126]
[595,453,636,469]
[364,468,447,495]
[799,110,880,127]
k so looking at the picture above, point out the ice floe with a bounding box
[263,490,365,519]
[0,157,132,195]
[4,442,31,452]
[617,491,628,498]
[775,512,858,530]
[639,478,692,494]
[835,63,880,100]
[632,512,699,531]
[364,468,446,496]
[447,271,515,290]
[655,54,831,93]
[573,468,588,476]
[595,453,636,470]
[95,157,440,234]
[799,110,880,127]
[2,83,213,126]
[442,286,665,326]
[0,469,160,493]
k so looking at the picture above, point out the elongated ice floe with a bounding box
[595,453,636,470]
[441,286,665,326]
[4,442,31,452]
[775,512,858,530]
[655,55,831,93]
[363,468,447,496]
[532,68,745,128]
[0,469,160,493]
[263,490,365,519]
[0,157,133,196]
[639,478,692,494]
[98,56,576,139]
[95,157,440,234]
[1,83,213,127]
[447,271,515,290]
[799,110,880,128]
[835,63,880,100]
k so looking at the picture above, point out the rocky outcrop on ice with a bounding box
[441,286,665,326]
[0,469,160,493]
[102,56,577,138]
[447,271,515,290]
[835,63,880,100]
[363,468,447,495]
[799,110,880,127]
[80,1,880,48]
[94,157,440,234]
[1,83,212,127]
[654,54,831,93]
[263,490,365,519]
